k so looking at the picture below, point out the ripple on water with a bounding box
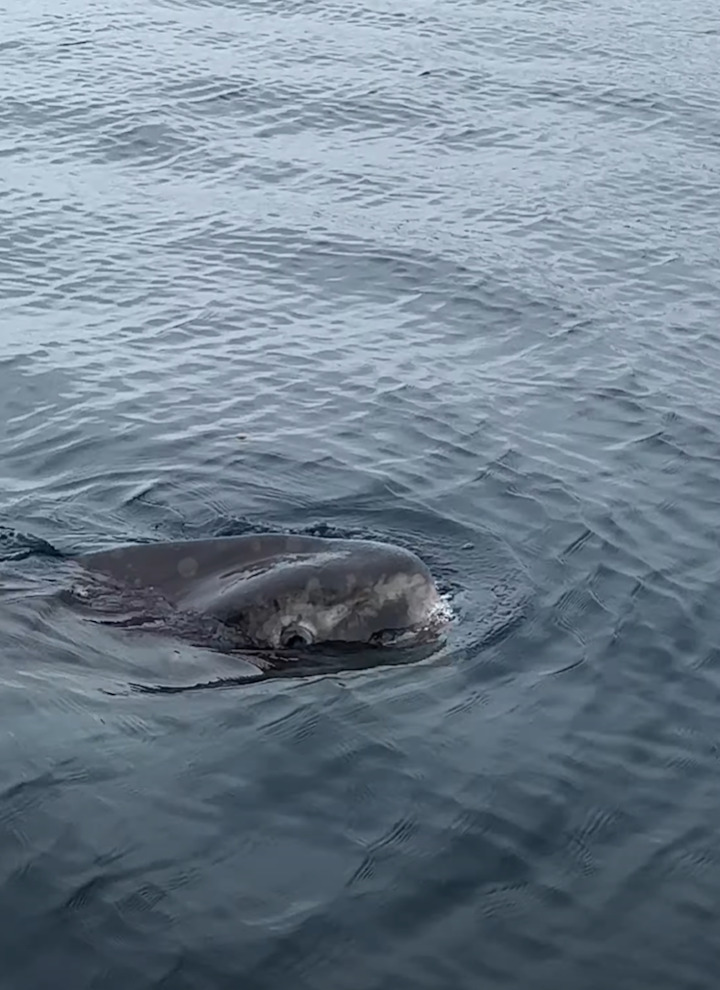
[3,0,720,985]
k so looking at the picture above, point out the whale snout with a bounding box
[305,546,447,646]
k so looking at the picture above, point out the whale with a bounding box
[72,533,448,651]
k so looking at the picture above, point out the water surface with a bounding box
[2,0,720,987]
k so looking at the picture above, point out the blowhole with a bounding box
[279,625,314,649]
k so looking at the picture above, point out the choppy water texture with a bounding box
[2,0,720,986]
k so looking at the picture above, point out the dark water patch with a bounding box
[0,527,64,563]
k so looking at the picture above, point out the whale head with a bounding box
[75,534,449,651]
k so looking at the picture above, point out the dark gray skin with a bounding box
[73,534,446,650]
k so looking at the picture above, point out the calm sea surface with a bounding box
[2,0,720,987]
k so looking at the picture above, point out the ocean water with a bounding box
[2,0,720,986]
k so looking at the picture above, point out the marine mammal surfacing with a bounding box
[74,533,447,650]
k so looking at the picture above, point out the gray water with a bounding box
[2,0,720,987]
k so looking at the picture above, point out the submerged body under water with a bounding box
[2,0,720,986]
